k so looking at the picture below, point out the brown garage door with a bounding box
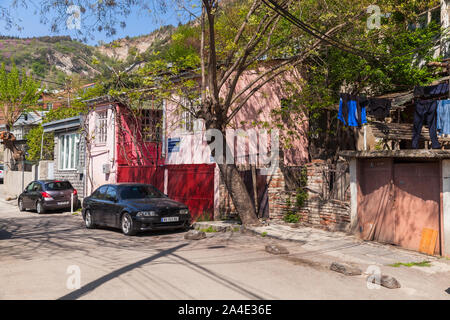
[391,162,441,255]
[358,160,441,255]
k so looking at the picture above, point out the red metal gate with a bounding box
[166,164,215,220]
[117,164,215,221]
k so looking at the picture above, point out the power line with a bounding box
[262,0,445,63]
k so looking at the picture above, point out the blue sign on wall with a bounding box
[168,138,181,153]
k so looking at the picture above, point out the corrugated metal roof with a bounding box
[42,116,83,133]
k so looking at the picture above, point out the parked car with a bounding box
[18,180,80,214]
[0,164,3,183]
[82,183,191,236]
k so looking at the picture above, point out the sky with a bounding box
[0,1,200,45]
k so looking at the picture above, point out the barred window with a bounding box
[96,110,108,144]
[141,109,162,142]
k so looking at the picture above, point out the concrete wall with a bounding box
[4,168,35,198]
[442,0,450,58]
[441,160,450,257]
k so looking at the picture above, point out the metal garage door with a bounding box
[358,159,441,255]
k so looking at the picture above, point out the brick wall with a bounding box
[53,131,86,198]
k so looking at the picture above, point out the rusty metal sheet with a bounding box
[392,162,441,255]
[357,158,393,240]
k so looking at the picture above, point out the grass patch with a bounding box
[199,226,217,233]
[388,261,432,268]
[261,232,268,237]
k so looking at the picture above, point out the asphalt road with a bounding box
[0,196,449,300]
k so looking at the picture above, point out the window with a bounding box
[26,182,34,192]
[120,185,164,199]
[45,181,73,191]
[141,109,162,142]
[105,186,117,202]
[181,97,201,133]
[59,133,80,170]
[92,185,108,200]
[96,110,108,144]
[183,110,195,132]
[33,183,42,192]
[47,103,53,110]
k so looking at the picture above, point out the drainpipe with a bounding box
[39,130,44,160]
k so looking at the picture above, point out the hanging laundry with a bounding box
[366,98,392,119]
[412,100,441,149]
[414,83,449,98]
[337,93,367,127]
[437,100,450,136]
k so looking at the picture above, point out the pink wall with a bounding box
[85,103,117,195]
[164,69,309,166]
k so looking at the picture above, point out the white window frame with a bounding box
[96,110,108,144]
[59,133,80,171]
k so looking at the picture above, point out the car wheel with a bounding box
[36,201,46,214]
[121,213,137,236]
[84,210,96,229]
[18,198,25,212]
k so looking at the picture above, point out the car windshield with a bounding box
[45,181,73,190]
[120,185,164,200]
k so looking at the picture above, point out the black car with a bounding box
[82,183,191,236]
[19,180,80,214]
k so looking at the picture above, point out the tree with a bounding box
[0,62,40,131]
[17,0,444,226]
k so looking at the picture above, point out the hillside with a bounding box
[97,25,174,61]
[0,36,103,88]
[0,26,175,90]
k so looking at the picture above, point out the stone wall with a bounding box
[217,160,351,232]
[53,132,86,199]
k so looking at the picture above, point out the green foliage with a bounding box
[283,196,301,224]
[0,62,40,130]
[199,226,217,233]
[388,261,432,268]
[25,126,54,161]
[25,83,102,161]
[195,211,213,222]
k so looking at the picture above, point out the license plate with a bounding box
[57,201,69,205]
[161,217,179,222]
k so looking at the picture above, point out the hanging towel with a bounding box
[338,94,367,127]
[437,100,450,136]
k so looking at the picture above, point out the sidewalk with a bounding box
[0,184,16,206]
[193,221,450,275]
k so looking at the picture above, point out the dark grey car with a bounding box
[18,180,80,214]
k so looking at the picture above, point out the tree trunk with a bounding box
[217,162,260,226]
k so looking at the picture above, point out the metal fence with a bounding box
[320,162,350,201]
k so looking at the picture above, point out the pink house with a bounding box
[85,70,309,220]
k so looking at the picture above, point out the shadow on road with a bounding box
[58,243,189,300]
[0,229,12,240]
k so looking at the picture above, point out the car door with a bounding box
[102,186,121,227]
[89,186,109,226]
[30,182,43,209]
[22,182,35,208]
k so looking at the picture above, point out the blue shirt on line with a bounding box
[437,100,450,136]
